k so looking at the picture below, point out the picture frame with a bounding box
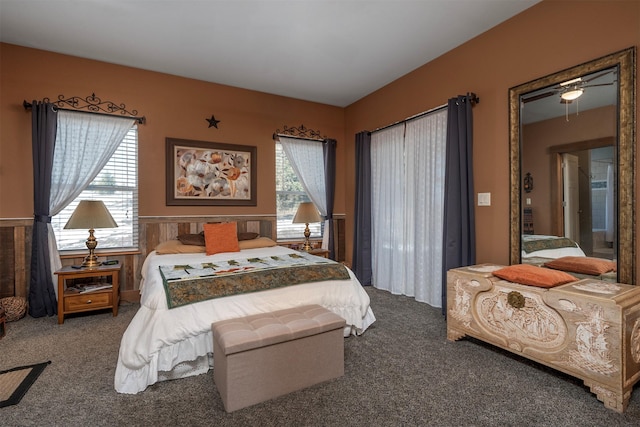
[166,137,257,206]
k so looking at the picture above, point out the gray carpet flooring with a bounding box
[1,286,639,426]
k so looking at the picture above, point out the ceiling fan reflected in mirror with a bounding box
[522,69,617,104]
[559,77,584,101]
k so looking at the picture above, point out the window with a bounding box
[275,141,322,240]
[52,126,138,250]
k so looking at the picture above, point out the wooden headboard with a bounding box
[133,215,276,296]
[139,215,276,257]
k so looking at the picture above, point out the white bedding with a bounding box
[114,245,376,394]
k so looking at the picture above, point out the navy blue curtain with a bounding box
[29,102,58,317]
[442,95,476,312]
[352,131,372,285]
[323,139,337,259]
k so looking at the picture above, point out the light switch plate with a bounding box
[478,192,491,206]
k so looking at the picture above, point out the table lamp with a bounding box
[64,200,118,268]
[292,202,322,251]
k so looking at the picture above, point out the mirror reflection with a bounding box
[521,67,617,260]
[509,48,636,284]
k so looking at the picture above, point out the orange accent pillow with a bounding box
[198,230,259,241]
[492,264,577,288]
[203,222,240,255]
[544,256,616,276]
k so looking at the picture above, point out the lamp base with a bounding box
[82,229,101,269]
[301,223,313,252]
[81,254,102,269]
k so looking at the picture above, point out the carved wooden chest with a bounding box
[447,264,640,412]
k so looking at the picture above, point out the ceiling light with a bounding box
[561,88,583,101]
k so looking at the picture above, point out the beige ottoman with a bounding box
[212,304,346,412]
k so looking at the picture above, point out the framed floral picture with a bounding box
[166,138,257,206]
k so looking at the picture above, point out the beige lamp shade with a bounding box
[64,200,118,230]
[292,202,322,225]
[64,200,117,268]
[293,202,321,252]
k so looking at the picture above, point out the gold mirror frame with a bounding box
[509,47,636,284]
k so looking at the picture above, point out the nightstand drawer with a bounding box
[64,292,112,312]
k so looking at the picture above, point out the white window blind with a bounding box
[275,141,322,240]
[52,126,138,250]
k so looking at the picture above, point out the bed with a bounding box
[114,238,375,394]
[521,235,617,282]
[447,264,640,412]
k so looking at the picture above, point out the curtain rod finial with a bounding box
[467,92,479,105]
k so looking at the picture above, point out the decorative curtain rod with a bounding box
[371,92,479,134]
[23,93,146,124]
[272,124,327,141]
[465,92,480,105]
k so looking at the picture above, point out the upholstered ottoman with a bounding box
[212,304,346,412]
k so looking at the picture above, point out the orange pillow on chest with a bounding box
[492,264,577,288]
[203,222,240,255]
[544,256,616,276]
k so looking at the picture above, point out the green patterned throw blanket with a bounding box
[521,236,577,254]
[159,253,350,308]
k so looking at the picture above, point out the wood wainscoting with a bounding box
[0,215,345,303]
[0,219,32,299]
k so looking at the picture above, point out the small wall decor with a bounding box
[523,172,534,193]
[166,138,256,206]
[206,115,220,128]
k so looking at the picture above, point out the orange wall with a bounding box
[0,44,346,219]
[344,0,639,268]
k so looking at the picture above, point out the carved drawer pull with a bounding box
[507,291,525,309]
[86,300,92,304]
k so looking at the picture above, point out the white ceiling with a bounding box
[0,0,539,107]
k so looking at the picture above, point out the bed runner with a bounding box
[521,236,577,254]
[159,253,350,308]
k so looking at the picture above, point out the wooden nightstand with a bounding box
[55,263,121,324]
[307,248,329,258]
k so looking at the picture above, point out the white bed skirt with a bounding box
[115,305,375,394]
[114,246,376,394]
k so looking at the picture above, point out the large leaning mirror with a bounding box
[509,47,636,284]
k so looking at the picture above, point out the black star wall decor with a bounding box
[206,115,221,128]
